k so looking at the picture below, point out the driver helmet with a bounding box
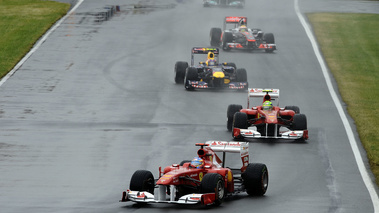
[190,157,204,169]
[239,25,248,33]
[206,52,216,66]
[262,101,273,110]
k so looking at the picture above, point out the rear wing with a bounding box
[191,47,219,66]
[192,47,219,55]
[205,141,249,170]
[224,16,247,30]
[247,88,280,108]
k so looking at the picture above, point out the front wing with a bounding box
[120,190,216,205]
[225,43,276,51]
[233,128,308,140]
[187,80,248,89]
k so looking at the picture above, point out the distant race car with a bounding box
[120,141,268,206]
[174,47,248,90]
[227,88,308,140]
[210,16,276,52]
[203,0,245,8]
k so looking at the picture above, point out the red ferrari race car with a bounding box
[210,16,276,53]
[227,88,308,140]
[120,141,268,206]
[174,47,248,90]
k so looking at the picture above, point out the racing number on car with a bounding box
[199,172,203,181]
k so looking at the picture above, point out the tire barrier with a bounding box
[94,5,119,23]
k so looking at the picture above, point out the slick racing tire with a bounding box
[222,32,233,51]
[184,67,198,91]
[200,173,225,206]
[236,68,247,82]
[242,163,269,196]
[263,33,275,53]
[292,114,307,130]
[129,170,155,194]
[175,61,188,84]
[285,105,300,114]
[210,28,222,46]
[227,104,243,131]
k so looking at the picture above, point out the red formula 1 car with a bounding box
[227,88,308,140]
[120,141,268,206]
[210,16,276,53]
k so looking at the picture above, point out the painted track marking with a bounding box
[294,0,379,211]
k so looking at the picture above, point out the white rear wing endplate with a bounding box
[205,141,248,155]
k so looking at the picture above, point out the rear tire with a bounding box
[210,28,222,46]
[242,163,268,196]
[184,67,198,91]
[285,105,300,114]
[200,173,225,206]
[227,104,242,131]
[224,62,237,70]
[129,170,155,194]
[292,114,307,130]
[174,61,188,84]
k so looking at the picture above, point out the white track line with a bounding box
[294,0,379,211]
[0,0,85,87]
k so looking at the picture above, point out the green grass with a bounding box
[0,0,70,78]
[308,13,379,186]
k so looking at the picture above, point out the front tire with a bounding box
[222,32,233,51]
[184,67,198,91]
[242,163,268,196]
[129,170,155,194]
[236,68,247,82]
[263,33,275,53]
[263,33,275,44]
[200,173,225,206]
[233,112,248,129]
[292,114,307,130]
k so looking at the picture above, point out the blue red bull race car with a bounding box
[174,47,248,90]
[120,141,268,206]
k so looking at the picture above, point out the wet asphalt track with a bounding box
[0,0,378,212]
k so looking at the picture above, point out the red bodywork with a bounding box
[121,141,251,206]
[231,88,308,140]
[241,106,296,125]
[158,143,247,193]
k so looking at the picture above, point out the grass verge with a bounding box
[308,13,379,186]
[0,0,70,78]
